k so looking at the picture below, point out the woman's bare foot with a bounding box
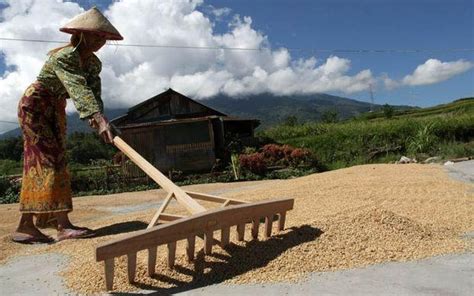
[12,214,54,244]
[55,211,95,241]
[57,228,95,241]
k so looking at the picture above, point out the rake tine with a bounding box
[147,247,157,276]
[264,216,272,238]
[278,212,287,231]
[204,231,213,254]
[104,258,114,291]
[236,223,245,241]
[251,218,259,240]
[127,253,137,283]
[221,227,230,247]
[186,235,195,262]
[167,242,176,268]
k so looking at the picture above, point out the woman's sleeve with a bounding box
[53,51,103,119]
[86,58,104,113]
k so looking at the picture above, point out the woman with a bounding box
[12,7,122,243]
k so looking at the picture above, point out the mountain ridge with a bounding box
[0,93,412,139]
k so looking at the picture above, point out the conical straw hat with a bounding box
[60,7,123,40]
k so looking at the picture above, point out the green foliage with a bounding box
[0,136,23,161]
[282,115,299,126]
[0,177,21,204]
[260,113,474,169]
[436,141,474,158]
[359,97,473,121]
[70,162,125,193]
[66,132,116,165]
[382,104,395,119]
[321,109,339,123]
[0,132,116,167]
[407,123,438,154]
[0,159,21,175]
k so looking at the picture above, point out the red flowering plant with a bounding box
[261,144,285,165]
[261,143,313,167]
[239,143,316,174]
[289,148,312,167]
[239,152,267,174]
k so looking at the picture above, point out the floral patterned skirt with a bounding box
[17,82,72,213]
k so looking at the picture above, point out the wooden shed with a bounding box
[111,88,259,173]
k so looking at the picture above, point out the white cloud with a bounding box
[402,59,473,86]
[208,5,231,19]
[378,58,473,92]
[381,73,400,90]
[0,0,376,133]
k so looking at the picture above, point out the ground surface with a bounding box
[0,161,472,295]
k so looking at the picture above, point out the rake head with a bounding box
[94,135,295,290]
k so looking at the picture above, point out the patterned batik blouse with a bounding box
[37,46,104,119]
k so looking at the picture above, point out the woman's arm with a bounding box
[53,49,103,119]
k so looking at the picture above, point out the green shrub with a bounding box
[407,123,438,154]
[382,104,395,119]
[67,132,116,165]
[0,177,20,204]
[0,136,23,161]
[0,159,21,175]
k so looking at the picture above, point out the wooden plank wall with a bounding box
[122,120,216,174]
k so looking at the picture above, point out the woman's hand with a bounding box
[88,112,114,144]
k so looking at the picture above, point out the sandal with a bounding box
[57,228,96,241]
[11,233,55,244]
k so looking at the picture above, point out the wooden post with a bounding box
[221,227,230,247]
[167,242,176,268]
[186,236,195,262]
[127,253,137,283]
[236,223,245,241]
[278,212,286,231]
[204,231,213,254]
[147,247,157,276]
[104,258,114,291]
[264,216,272,238]
[251,218,259,240]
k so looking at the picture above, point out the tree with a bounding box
[383,104,395,119]
[321,110,339,123]
[283,115,298,126]
[66,132,116,165]
[0,136,23,161]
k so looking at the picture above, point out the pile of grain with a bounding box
[0,164,472,293]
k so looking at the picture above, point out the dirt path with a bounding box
[0,163,472,294]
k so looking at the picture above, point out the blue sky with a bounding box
[209,0,474,106]
[0,0,473,133]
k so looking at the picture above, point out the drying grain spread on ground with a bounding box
[0,163,472,293]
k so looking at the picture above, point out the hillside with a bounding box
[261,97,474,170]
[360,97,474,120]
[203,93,398,128]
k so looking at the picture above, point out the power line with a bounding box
[1,37,473,53]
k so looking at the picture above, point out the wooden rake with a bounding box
[95,134,294,290]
